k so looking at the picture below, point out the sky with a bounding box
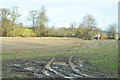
[0,0,119,30]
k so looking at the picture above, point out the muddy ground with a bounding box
[2,56,117,79]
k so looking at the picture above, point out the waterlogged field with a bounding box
[1,37,118,78]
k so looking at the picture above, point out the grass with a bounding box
[2,71,32,78]
[1,37,118,77]
[14,28,35,37]
[2,38,74,60]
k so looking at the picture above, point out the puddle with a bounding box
[24,67,35,71]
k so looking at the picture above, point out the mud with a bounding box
[2,56,116,79]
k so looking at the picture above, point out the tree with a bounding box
[82,14,97,39]
[0,8,11,37]
[0,7,21,37]
[11,7,20,37]
[75,24,90,39]
[82,14,97,30]
[48,25,55,36]
[68,22,77,36]
[36,6,49,36]
[59,27,67,36]
[106,23,117,37]
[70,22,77,29]
[37,6,48,26]
[27,10,38,32]
[11,7,20,23]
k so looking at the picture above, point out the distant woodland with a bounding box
[0,6,118,40]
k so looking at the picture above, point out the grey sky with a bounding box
[0,0,118,30]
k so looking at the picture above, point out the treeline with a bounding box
[0,6,117,40]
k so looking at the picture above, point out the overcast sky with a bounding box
[0,0,119,30]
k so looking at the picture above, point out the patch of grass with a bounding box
[2,71,32,78]
[82,42,118,74]
[2,47,69,61]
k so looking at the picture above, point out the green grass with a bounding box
[2,50,68,61]
[14,28,35,36]
[24,29,33,32]
[2,70,33,78]
[79,41,118,74]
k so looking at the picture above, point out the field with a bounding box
[1,37,118,78]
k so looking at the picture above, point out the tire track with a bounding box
[69,56,93,78]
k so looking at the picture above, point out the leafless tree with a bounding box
[36,6,49,36]
[82,14,97,31]
[70,22,77,29]
[11,7,20,37]
[27,10,38,31]
[37,6,48,27]
[106,23,117,37]
[81,14,97,39]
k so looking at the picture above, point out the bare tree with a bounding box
[11,7,20,23]
[82,14,97,39]
[36,6,49,36]
[27,10,38,32]
[70,22,77,29]
[37,6,48,26]
[11,7,20,37]
[82,14,97,30]
[106,23,117,37]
